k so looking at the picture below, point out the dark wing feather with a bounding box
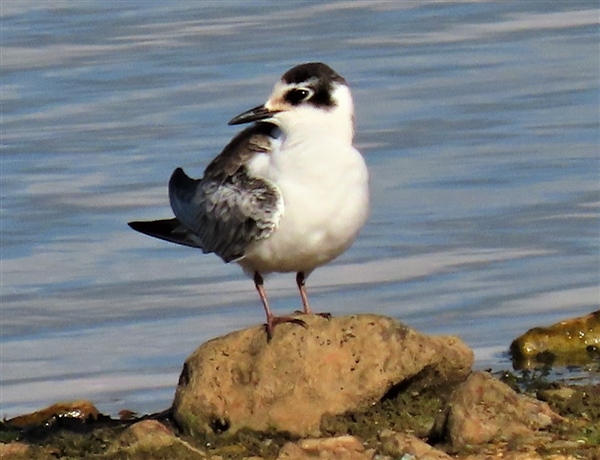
[128,218,204,249]
[167,122,283,262]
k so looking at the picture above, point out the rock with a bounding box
[510,310,600,369]
[461,454,578,460]
[537,386,576,403]
[110,420,177,450]
[109,419,208,458]
[275,435,375,460]
[446,371,562,449]
[0,442,30,459]
[5,400,101,429]
[173,314,473,437]
[379,430,452,459]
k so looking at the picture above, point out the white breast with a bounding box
[238,131,369,276]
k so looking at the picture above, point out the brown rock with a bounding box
[276,436,374,460]
[0,442,30,459]
[462,454,578,460]
[379,429,452,459]
[173,314,473,436]
[111,420,177,450]
[109,419,208,458]
[447,371,562,449]
[5,400,101,429]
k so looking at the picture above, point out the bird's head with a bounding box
[229,62,355,143]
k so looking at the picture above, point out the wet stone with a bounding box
[511,310,600,369]
[5,400,102,430]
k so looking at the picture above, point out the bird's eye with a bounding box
[285,88,312,105]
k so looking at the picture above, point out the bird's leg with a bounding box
[254,272,306,340]
[296,271,311,314]
[295,271,331,319]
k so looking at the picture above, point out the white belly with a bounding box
[238,139,369,276]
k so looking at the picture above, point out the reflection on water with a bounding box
[2,1,598,417]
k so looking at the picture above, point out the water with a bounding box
[2,1,598,418]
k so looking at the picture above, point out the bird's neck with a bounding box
[278,111,354,147]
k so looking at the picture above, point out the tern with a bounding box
[129,62,369,338]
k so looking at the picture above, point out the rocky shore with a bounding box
[2,314,599,459]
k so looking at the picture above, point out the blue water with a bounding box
[2,1,599,418]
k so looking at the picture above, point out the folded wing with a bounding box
[129,122,284,263]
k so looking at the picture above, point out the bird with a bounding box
[128,62,369,339]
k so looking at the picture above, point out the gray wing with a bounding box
[168,122,284,263]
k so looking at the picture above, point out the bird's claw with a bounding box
[264,315,307,341]
[293,310,332,320]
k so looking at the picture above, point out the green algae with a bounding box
[320,383,451,442]
[2,379,599,460]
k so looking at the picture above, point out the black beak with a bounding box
[228,105,281,125]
